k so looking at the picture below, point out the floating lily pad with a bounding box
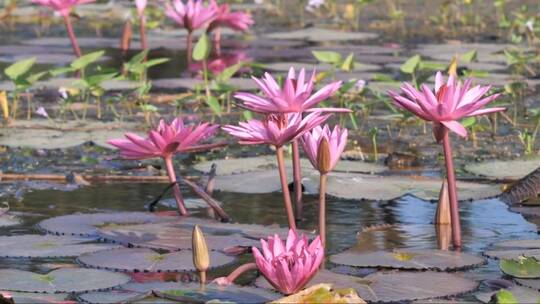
[23,37,119,48]
[493,240,540,249]
[0,129,88,149]
[330,249,484,271]
[325,172,501,201]
[158,197,221,209]
[0,234,121,258]
[484,239,540,260]
[414,43,521,63]
[265,28,378,42]
[264,61,381,73]
[1,292,71,304]
[78,247,234,272]
[193,156,386,175]
[0,53,80,65]
[97,222,258,252]
[500,257,540,278]
[516,279,540,291]
[465,158,540,180]
[79,282,279,303]
[256,269,477,302]
[510,207,540,219]
[475,286,540,303]
[37,212,169,237]
[0,268,130,293]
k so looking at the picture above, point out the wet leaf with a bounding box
[192,33,211,61]
[400,55,421,74]
[5,57,35,80]
[312,51,342,65]
[71,50,105,70]
[496,289,518,304]
[500,257,540,278]
[392,252,416,261]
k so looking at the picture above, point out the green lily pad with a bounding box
[0,268,130,293]
[475,286,540,303]
[500,257,540,278]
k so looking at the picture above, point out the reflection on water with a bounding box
[1,183,538,279]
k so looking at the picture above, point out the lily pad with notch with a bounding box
[330,249,485,271]
[77,247,235,272]
[37,212,170,237]
[0,234,121,258]
[0,268,130,293]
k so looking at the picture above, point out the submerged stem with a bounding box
[276,146,297,230]
[441,130,461,249]
[164,156,188,215]
[291,140,303,221]
[319,173,327,250]
[216,263,257,285]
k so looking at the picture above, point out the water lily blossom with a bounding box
[253,229,324,295]
[224,112,329,229]
[108,117,219,215]
[301,125,348,248]
[207,0,253,53]
[32,0,95,57]
[165,0,217,61]
[135,0,148,51]
[236,68,343,114]
[388,71,505,248]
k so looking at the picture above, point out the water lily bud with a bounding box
[192,225,210,273]
[0,91,8,119]
[317,137,331,174]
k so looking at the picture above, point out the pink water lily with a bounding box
[389,71,504,142]
[208,0,254,32]
[223,112,329,147]
[165,0,217,32]
[108,117,219,215]
[135,0,147,17]
[236,67,343,114]
[252,229,324,295]
[32,0,95,16]
[301,124,348,174]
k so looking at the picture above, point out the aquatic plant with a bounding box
[165,0,217,63]
[108,117,219,215]
[31,0,94,57]
[301,124,348,248]
[235,67,343,220]
[223,112,330,229]
[207,0,254,54]
[214,229,324,296]
[389,71,505,248]
[192,225,209,285]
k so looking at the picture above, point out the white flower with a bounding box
[58,87,68,99]
[526,19,534,32]
[35,107,49,118]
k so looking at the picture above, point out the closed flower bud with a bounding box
[192,225,210,272]
[317,137,331,174]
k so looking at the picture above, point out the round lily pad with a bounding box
[510,207,540,219]
[493,240,540,249]
[264,61,381,73]
[77,247,235,272]
[0,234,121,258]
[500,256,540,278]
[37,212,169,237]
[79,282,279,303]
[516,278,540,291]
[465,159,540,180]
[256,269,477,302]
[97,222,258,252]
[23,37,119,48]
[325,172,501,201]
[475,286,540,303]
[193,156,386,175]
[264,28,378,42]
[0,268,130,293]
[0,129,89,149]
[484,239,540,260]
[1,292,71,304]
[151,78,259,91]
[330,249,484,271]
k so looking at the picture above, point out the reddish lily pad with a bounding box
[97,222,258,252]
[256,269,477,302]
[37,212,170,237]
[0,268,130,293]
[330,249,485,271]
[77,247,235,272]
[79,282,279,303]
[0,234,121,258]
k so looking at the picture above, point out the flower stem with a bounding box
[291,140,303,221]
[139,14,148,55]
[218,263,257,285]
[186,31,193,65]
[213,28,222,56]
[276,146,297,230]
[441,130,461,249]
[62,14,82,58]
[319,173,327,250]
[164,156,188,215]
